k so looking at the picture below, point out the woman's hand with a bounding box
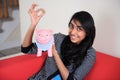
[28,4,45,27]
[22,4,45,47]
[52,43,58,56]
[52,43,69,80]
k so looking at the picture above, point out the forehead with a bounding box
[71,19,82,26]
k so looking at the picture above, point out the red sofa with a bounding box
[0,51,120,80]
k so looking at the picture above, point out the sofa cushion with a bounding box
[0,51,120,80]
[85,51,120,80]
[0,52,47,80]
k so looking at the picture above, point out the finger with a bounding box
[29,4,38,13]
[52,43,56,50]
[28,4,36,14]
[28,9,33,15]
[31,4,38,10]
[38,14,43,20]
[28,8,32,14]
[28,4,39,15]
[36,9,41,13]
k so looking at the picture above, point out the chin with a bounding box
[71,39,81,44]
[70,39,77,43]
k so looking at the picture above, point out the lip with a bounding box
[70,35,78,40]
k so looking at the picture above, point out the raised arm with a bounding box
[22,4,45,47]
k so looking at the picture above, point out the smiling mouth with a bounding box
[70,35,78,40]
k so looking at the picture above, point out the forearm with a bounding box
[22,4,45,47]
[53,51,69,80]
[22,24,36,47]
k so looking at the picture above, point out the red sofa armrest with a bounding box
[0,51,120,80]
[85,51,120,80]
[0,52,47,80]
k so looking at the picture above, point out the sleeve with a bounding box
[67,47,96,80]
[21,43,37,54]
[54,33,66,56]
[67,73,75,80]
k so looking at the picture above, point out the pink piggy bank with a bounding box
[35,29,54,57]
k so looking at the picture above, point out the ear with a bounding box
[35,28,38,32]
[35,28,41,33]
[48,29,53,33]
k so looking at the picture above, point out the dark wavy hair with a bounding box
[61,11,96,70]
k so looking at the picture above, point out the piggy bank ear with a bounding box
[35,28,38,32]
[35,28,41,33]
[48,29,53,33]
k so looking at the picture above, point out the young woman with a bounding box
[21,4,96,80]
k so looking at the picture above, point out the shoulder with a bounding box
[53,33,66,54]
[54,33,66,42]
[72,47,96,79]
[87,47,96,55]
[54,33,66,39]
[86,47,96,60]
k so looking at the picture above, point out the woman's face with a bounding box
[68,20,86,44]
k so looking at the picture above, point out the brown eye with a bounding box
[77,26,84,31]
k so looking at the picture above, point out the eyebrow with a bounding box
[69,23,83,28]
[77,26,83,28]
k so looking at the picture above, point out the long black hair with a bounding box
[61,11,96,70]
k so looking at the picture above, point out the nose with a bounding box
[70,28,77,34]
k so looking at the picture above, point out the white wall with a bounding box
[19,0,120,58]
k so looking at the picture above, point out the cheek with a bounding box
[76,30,85,38]
[68,29,70,33]
[68,29,72,34]
[79,32,86,40]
